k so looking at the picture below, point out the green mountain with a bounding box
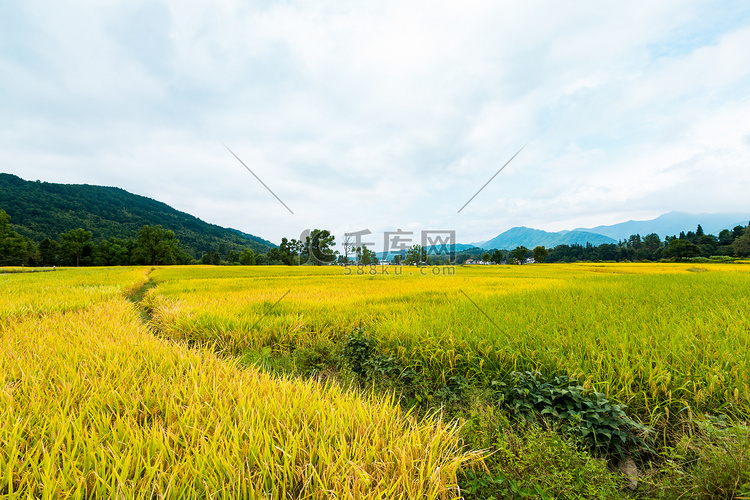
[0,173,275,257]
[479,226,616,250]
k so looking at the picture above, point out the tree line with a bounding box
[1,210,193,266]
[3,209,749,267]
[453,223,750,264]
[543,224,750,263]
[0,211,338,267]
[449,223,750,265]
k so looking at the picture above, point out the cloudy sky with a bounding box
[3,1,750,249]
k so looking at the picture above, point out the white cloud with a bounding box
[2,0,750,247]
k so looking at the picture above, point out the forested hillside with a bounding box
[0,173,274,257]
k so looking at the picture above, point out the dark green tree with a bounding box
[240,248,256,265]
[718,229,733,246]
[95,237,132,266]
[664,239,701,261]
[200,251,221,265]
[627,234,642,250]
[279,238,299,265]
[0,210,36,266]
[490,249,504,264]
[643,233,661,250]
[0,209,10,239]
[305,229,335,265]
[38,238,61,266]
[512,246,530,264]
[61,228,93,266]
[132,225,180,265]
[732,226,750,258]
[265,247,282,264]
[360,246,376,265]
[532,246,548,263]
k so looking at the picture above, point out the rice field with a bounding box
[0,267,149,319]
[0,267,480,499]
[144,263,750,421]
[2,262,749,497]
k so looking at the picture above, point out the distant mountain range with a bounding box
[471,211,750,251]
[474,227,616,251]
[0,173,275,257]
[575,211,750,241]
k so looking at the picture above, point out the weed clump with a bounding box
[495,371,653,458]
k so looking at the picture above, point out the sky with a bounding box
[2,1,750,251]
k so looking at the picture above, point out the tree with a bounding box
[643,233,661,250]
[132,225,180,265]
[240,248,256,265]
[342,234,354,265]
[357,246,376,265]
[278,238,301,265]
[404,245,427,265]
[101,237,132,266]
[0,230,32,266]
[200,251,221,265]
[718,229,733,246]
[627,234,642,250]
[663,239,701,261]
[38,238,61,266]
[732,226,750,258]
[0,209,9,238]
[0,209,36,266]
[597,243,618,261]
[491,249,504,264]
[226,250,241,264]
[61,228,93,266]
[532,246,548,263]
[512,246,530,264]
[305,229,336,265]
[481,252,491,262]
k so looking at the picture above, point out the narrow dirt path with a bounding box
[127,271,157,323]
